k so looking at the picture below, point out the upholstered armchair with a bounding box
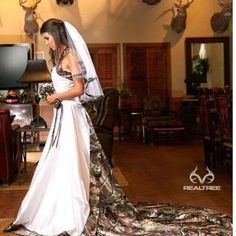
[0,107,21,185]
[84,88,119,167]
[142,95,185,145]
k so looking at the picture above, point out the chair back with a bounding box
[94,88,119,130]
[143,95,169,116]
[198,92,217,138]
[86,88,119,131]
[215,93,232,142]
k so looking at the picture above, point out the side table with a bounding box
[118,107,142,140]
[17,126,50,172]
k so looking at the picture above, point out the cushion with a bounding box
[144,117,183,128]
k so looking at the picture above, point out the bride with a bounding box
[4,18,232,236]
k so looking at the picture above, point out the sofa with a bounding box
[0,107,21,185]
[84,88,119,167]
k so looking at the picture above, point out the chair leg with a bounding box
[149,129,155,145]
[142,125,146,144]
[203,139,211,168]
[222,143,232,176]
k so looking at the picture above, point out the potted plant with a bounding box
[192,57,209,83]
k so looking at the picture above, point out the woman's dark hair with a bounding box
[40,18,69,66]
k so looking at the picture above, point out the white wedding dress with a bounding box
[13,68,91,236]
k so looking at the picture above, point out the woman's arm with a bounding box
[46,51,84,104]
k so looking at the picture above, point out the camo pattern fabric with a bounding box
[83,118,232,236]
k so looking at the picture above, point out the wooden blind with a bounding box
[123,43,171,108]
[88,44,119,88]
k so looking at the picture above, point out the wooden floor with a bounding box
[0,138,232,235]
[112,138,232,216]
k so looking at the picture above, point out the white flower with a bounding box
[38,83,55,101]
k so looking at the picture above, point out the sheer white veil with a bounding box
[64,21,104,103]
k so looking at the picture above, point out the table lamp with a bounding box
[18,59,51,127]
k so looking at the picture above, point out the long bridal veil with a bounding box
[64,21,104,103]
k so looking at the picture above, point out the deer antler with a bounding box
[19,0,27,7]
[217,0,232,12]
[174,0,194,9]
[218,0,228,4]
[19,0,41,8]
[186,0,194,7]
[31,0,41,8]
[174,0,183,8]
[218,0,232,7]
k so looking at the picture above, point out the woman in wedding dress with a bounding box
[4,19,232,236]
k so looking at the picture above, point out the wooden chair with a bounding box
[141,95,185,145]
[214,90,232,174]
[84,88,119,167]
[198,90,221,170]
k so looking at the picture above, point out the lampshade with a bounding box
[18,59,51,83]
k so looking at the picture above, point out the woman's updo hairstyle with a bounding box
[40,18,69,65]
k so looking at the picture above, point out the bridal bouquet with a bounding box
[37,83,55,101]
[37,83,62,109]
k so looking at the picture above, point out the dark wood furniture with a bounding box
[198,87,232,172]
[141,95,185,145]
[0,107,22,185]
[118,107,142,140]
[84,88,119,167]
[180,97,200,137]
[214,88,232,174]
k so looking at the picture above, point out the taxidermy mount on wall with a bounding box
[56,0,74,5]
[19,0,41,35]
[171,0,194,33]
[210,0,232,33]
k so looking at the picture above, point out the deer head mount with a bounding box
[142,0,161,5]
[19,0,41,36]
[171,0,194,33]
[211,0,232,33]
[56,0,74,5]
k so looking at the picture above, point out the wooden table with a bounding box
[118,107,142,140]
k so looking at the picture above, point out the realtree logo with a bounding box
[183,167,221,191]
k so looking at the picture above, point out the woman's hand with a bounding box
[46,94,58,104]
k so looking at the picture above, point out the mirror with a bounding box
[185,37,230,95]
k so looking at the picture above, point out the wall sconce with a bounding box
[56,0,74,5]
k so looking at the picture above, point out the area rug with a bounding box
[0,162,36,191]
[0,218,15,236]
[113,166,129,186]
